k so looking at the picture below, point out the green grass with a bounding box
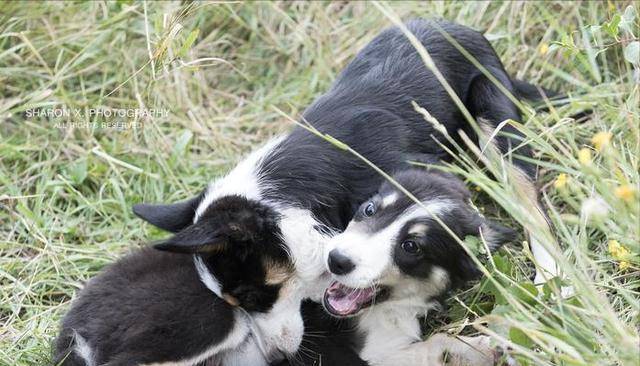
[0,2,638,365]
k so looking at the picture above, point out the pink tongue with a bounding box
[326,281,375,315]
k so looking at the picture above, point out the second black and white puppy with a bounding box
[324,168,513,365]
[54,196,321,366]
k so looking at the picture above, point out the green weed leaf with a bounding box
[510,327,534,348]
[179,29,200,58]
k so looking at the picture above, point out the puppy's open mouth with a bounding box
[323,281,390,317]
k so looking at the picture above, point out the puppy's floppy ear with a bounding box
[154,221,227,254]
[480,219,516,252]
[133,193,204,233]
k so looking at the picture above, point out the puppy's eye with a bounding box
[363,202,376,217]
[401,240,421,255]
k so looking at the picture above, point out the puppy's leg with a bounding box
[374,333,497,366]
[466,70,561,286]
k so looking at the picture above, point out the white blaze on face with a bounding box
[381,192,399,208]
[325,200,453,288]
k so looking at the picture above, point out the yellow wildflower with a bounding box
[591,131,612,151]
[578,148,592,165]
[611,240,625,255]
[554,173,569,189]
[608,240,632,270]
[539,43,549,55]
[608,240,627,257]
[614,184,637,203]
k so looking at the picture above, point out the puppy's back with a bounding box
[54,248,234,366]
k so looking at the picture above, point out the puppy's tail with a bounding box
[511,79,560,101]
[511,79,591,121]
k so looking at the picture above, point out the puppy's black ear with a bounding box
[133,193,204,233]
[154,221,227,254]
[480,219,516,252]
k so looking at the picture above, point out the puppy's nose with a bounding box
[328,249,355,275]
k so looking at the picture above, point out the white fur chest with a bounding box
[357,305,423,365]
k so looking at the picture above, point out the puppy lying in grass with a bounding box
[54,196,318,366]
[323,168,512,366]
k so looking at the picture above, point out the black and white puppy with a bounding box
[130,18,559,364]
[323,169,512,365]
[54,196,317,366]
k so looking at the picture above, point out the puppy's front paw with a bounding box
[450,336,518,366]
[424,334,500,366]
